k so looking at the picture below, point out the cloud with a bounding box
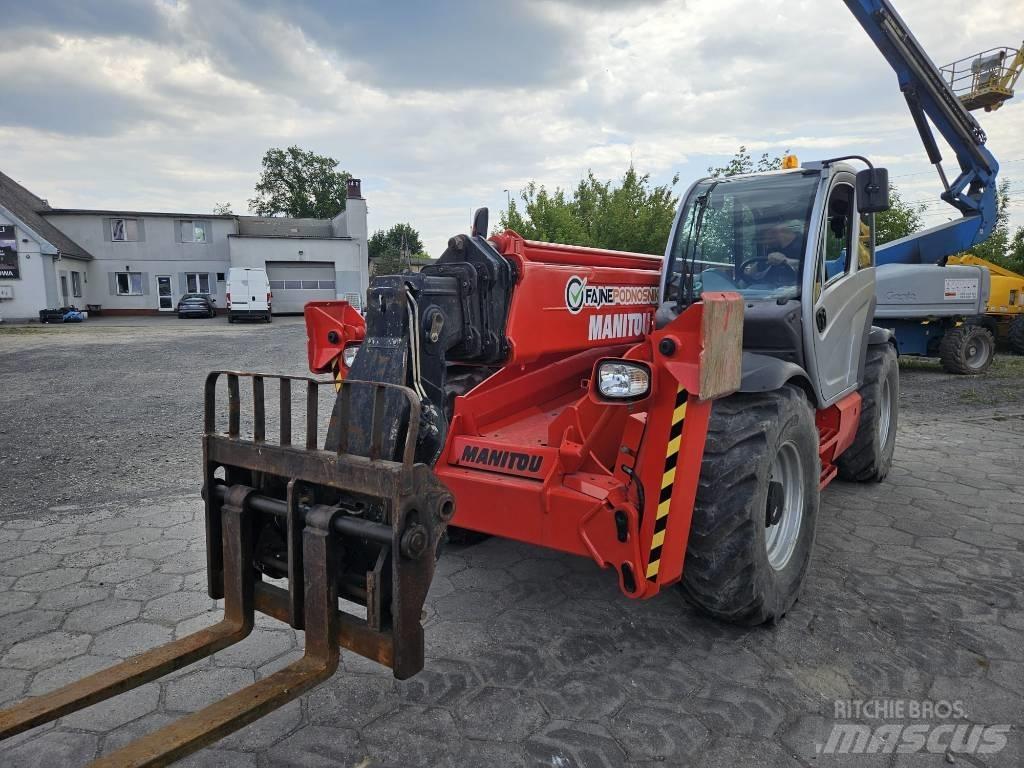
[0,0,1018,258]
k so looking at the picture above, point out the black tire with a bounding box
[837,344,898,483]
[1009,316,1024,356]
[681,385,820,625]
[939,324,994,374]
[177,313,184,319]
[228,315,236,324]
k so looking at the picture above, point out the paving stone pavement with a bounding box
[0,415,1021,767]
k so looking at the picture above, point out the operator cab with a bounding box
[659,161,887,408]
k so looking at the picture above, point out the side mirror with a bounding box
[857,167,890,213]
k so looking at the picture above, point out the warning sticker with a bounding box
[943,278,978,301]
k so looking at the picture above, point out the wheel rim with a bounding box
[965,335,990,369]
[878,375,892,448]
[765,440,804,571]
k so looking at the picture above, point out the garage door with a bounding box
[266,262,336,314]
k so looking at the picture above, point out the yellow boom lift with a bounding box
[941,42,1023,112]
[948,254,1024,353]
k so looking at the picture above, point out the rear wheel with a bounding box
[837,344,898,482]
[681,385,819,625]
[1009,316,1024,355]
[939,324,994,374]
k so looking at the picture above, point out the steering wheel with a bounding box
[737,256,796,284]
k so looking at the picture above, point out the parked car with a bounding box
[177,293,217,319]
[226,268,272,323]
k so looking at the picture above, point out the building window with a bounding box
[180,220,208,243]
[270,280,337,290]
[116,271,144,295]
[216,272,225,281]
[186,272,211,293]
[111,218,139,242]
[1010,289,1018,306]
[71,271,83,297]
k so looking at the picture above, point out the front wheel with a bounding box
[939,324,994,374]
[681,385,820,625]
[837,344,899,483]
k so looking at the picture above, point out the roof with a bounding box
[236,216,335,238]
[0,170,92,260]
[43,208,236,220]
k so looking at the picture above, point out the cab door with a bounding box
[808,177,875,403]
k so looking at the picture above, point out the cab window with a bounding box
[815,183,854,300]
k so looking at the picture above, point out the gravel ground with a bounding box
[0,317,313,516]
[1,317,1020,516]
[0,316,1021,767]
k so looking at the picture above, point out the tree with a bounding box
[248,146,350,218]
[1007,227,1024,274]
[212,202,233,215]
[968,179,1013,266]
[368,223,424,262]
[874,184,926,245]
[498,166,679,255]
[368,223,427,275]
[707,145,787,177]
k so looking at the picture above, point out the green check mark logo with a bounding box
[566,276,586,314]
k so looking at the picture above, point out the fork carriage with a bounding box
[0,372,452,768]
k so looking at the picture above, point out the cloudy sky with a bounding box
[0,0,1020,257]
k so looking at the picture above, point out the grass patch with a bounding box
[0,325,49,334]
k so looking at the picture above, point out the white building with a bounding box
[0,172,368,321]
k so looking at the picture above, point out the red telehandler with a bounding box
[0,193,898,763]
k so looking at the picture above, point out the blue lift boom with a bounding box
[843,0,1010,372]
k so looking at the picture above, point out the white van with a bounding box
[226,268,272,323]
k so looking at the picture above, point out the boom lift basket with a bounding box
[0,372,452,767]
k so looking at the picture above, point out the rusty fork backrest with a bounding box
[204,371,422,469]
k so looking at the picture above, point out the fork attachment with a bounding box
[0,372,453,767]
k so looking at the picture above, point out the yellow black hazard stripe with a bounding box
[332,358,343,392]
[646,386,687,581]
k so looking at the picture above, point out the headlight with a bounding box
[596,361,651,400]
[342,344,360,368]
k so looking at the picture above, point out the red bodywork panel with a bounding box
[816,391,863,487]
[305,301,365,379]
[303,231,859,599]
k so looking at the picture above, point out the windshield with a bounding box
[665,171,820,304]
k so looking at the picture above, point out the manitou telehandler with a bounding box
[0,1,1005,765]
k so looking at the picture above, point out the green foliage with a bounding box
[372,248,409,276]
[368,223,427,275]
[707,145,787,177]
[498,166,679,255]
[875,184,926,246]
[368,223,424,262]
[969,179,1016,269]
[248,146,350,218]
[1007,227,1024,274]
[212,202,233,215]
